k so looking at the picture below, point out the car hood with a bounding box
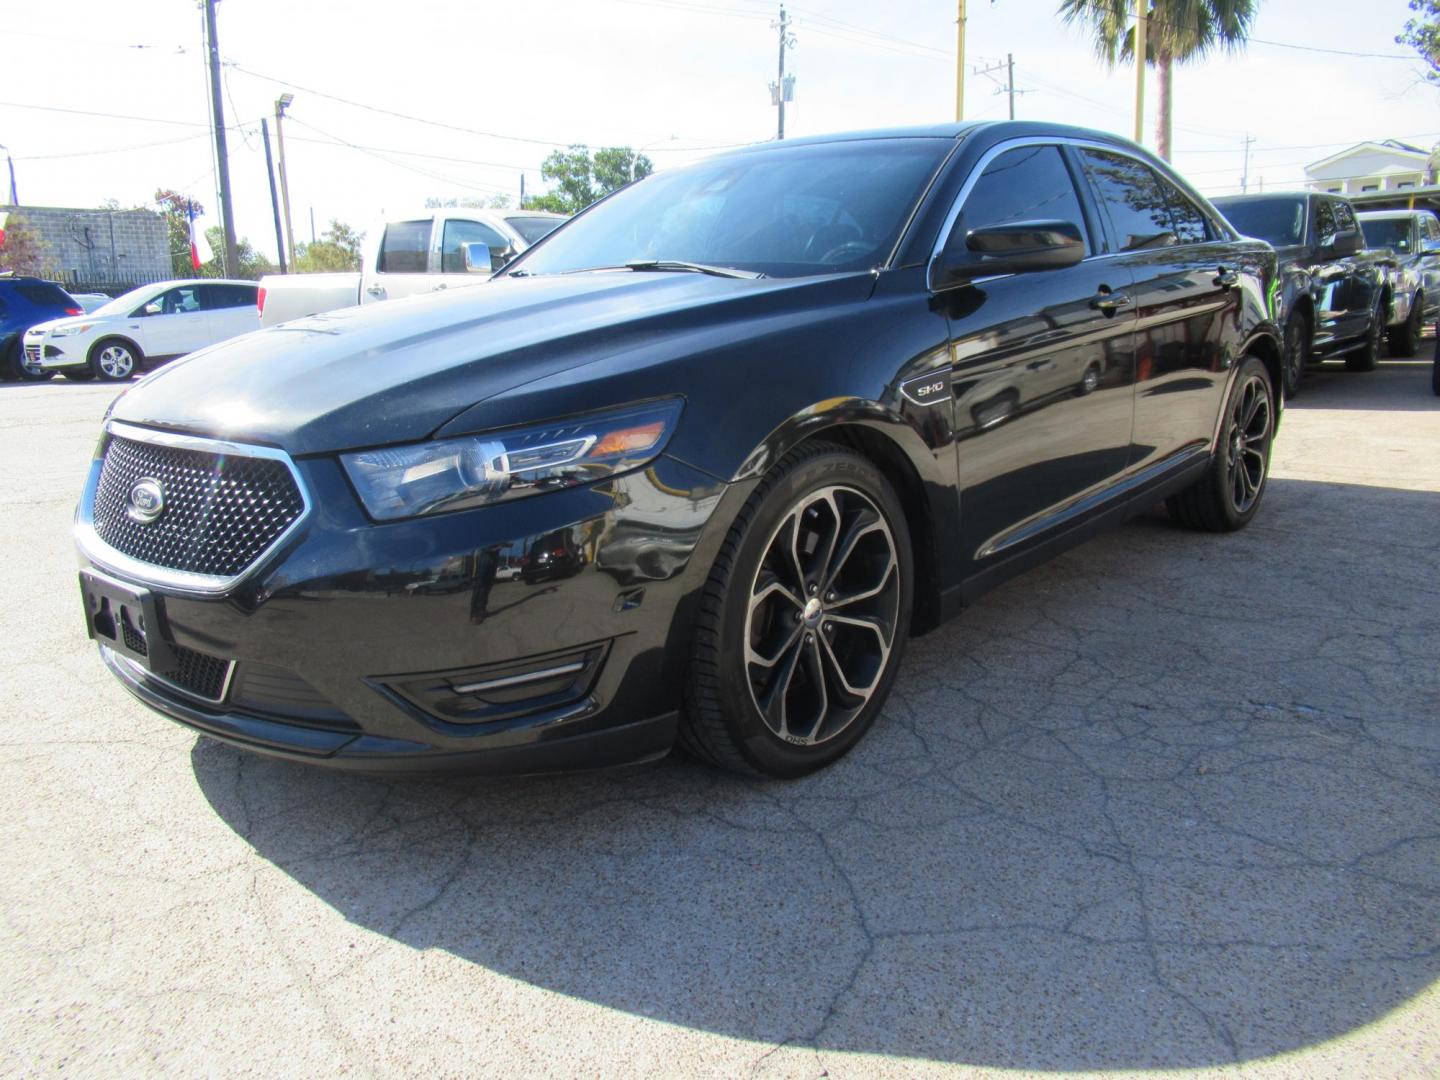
[26,314,101,335]
[110,271,874,455]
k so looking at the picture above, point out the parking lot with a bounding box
[2,357,1437,1077]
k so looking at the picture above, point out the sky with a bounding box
[3,0,1438,264]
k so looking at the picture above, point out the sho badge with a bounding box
[126,478,165,524]
[900,370,952,407]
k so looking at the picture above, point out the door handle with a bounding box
[1214,266,1240,288]
[1089,290,1132,314]
[365,284,386,298]
[432,283,448,291]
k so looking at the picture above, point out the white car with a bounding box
[25,279,259,381]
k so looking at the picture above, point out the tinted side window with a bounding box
[377,220,430,274]
[1314,199,1338,243]
[1333,200,1357,232]
[1156,174,1210,244]
[1078,148,1176,251]
[955,145,1090,253]
[440,219,509,272]
[199,284,257,309]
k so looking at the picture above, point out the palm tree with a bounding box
[1059,0,1257,160]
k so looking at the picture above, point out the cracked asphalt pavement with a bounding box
[2,355,1437,1077]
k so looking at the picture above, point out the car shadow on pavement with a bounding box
[1289,357,1438,411]
[191,475,1440,1070]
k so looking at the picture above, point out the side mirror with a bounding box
[463,241,519,273]
[933,220,1085,288]
[1421,238,1440,256]
[140,302,162,317]
[1325,228,1361,257]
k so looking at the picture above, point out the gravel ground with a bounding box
[1,354,1437,1078]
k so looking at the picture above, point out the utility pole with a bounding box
[1133,3,1147,144]
[955,0,967,121]
[519,173,526,209]
[274,94,296,268]
[0,143,17,204]
[260,118,286,274]
[771,6,795,140]
[202,0,238,276]
[309,207,316,245]
[1240,133,1256,194]
[1007,53,1015,120]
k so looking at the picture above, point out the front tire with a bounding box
[1345,299,1384,372]
[1281,311,1310,399]
[1388,293,1423,356]
[90,339,138,381]
[1166,356,1274,533]
[682,442,913,777]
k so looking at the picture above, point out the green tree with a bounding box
[526,146,653,214]
[295,219,365,273]
[0,212,58,278]
[200,227,275,280]
[424,194,514,209]
[1398,0,1440,80]
[1059,0,1257,161]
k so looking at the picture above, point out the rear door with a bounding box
[366,218,434,303]
[1074,147,1240,474]
[940,141,1138,568]
[199,283,260,344]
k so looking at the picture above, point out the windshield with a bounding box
[91,284,160,318]
[505,215,565,245]
[1217,198,1306,247]
[511,138,953,279]
[1359,217,1412,252]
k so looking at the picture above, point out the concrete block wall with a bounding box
[1,205,171,286]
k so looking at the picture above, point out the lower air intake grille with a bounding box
[92,433,304,579]
[167,645,232,701]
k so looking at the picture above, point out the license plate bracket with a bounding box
[79,570,177,674]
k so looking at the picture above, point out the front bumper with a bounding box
[77,433,736,774]
[29,332,86,370]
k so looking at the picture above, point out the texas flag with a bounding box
[186,203,213,269]
[0,210,8,249]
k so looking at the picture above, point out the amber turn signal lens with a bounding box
[589,421,666,457]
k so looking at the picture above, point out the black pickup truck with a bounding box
[1214,192,1388,397]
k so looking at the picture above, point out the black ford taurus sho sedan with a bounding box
[75,121,1281,778]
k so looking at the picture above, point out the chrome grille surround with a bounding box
[76,421,312,596]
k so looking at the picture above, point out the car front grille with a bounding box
[91,433,305,579]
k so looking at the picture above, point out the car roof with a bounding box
[722,119,1151,156]
[1213,191,1314,204]
[1356,209,1420,219]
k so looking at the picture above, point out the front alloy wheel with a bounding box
[92,341,136,381]
[744,485,901,747]
[682,443,913,777]
[1226,372,1271,515]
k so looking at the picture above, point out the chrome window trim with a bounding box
[927,135,1236,291]
[75,420,313,597]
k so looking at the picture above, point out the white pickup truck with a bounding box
[257,208,565,327]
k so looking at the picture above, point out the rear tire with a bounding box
[1166,355,1274,533]
[1388,293,1422,356]
[682,442,913,778]
[1345,299,1384,372]
[7,337,54,382]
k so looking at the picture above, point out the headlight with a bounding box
[341,399,683,520]
[51,324,92,337]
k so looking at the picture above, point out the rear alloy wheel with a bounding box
[1281,312,1309,399]
[90,339,137,381]
[7,338,54,382]
[682,443,912,777]
[1166,355,1274,532]
[1388,293,1423,357]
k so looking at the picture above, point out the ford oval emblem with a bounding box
[126,478,166,524]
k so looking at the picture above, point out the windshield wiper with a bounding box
[625,259,764,279]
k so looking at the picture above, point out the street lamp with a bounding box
[274,94,297,267]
